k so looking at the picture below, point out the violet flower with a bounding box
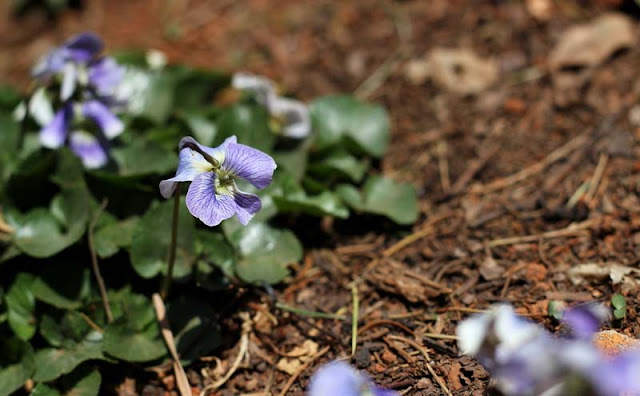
[457,304,640,396]
[29,33,125,169]
[308,361,397,396]
[159,136,276,226]
[232,72,311,139]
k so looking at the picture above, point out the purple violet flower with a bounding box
[159,136,276,227]
[232,72,311,139]
[29,33,126,169]
[308,361,397,396]
[458,304,640,396]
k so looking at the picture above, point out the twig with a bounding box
[485,219,594,248]
[153,293,191,396]
[201,313,251,395]
[277,345,330,396]
[88,199,113,323]
[422,333,459,341]
[358,319,414,337]
[471,134,589,194]
[437,141,451,192]
[275,302,347,320]
[585,152,609,204]
[383,212,451,257]
[387,335,452,396]
[351,283,359,357]
[450,144,500,194]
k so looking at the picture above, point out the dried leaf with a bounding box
[426,48,498,95]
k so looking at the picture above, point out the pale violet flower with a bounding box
[457,304,640,396]
[308,362,397,396]
[29,33,126,169]
[232,72,311,139]
[159,136,276,227]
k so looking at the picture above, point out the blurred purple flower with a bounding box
[159,136,276,226]
[232,72,311,139]
[29,33,126,169]
[562,304,610,339]
[308,361,397,396]
[457,304,640,396]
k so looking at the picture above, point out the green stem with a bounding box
[161,188,181,299]
[275,302,347,320]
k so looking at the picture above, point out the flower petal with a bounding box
[32,48,68,79]
[270,96,311,138]
[222,143,276,189]
[28,88,54,126]
[186,173,236,226]
[232,190,261,225]
[308,362,364,396]
[159,147,212,198]
[179,135,236,165]
[562,304,609,339]
[60,62,78,101]
[89,57,125,96]
[40,104,72,148]
[69,131,108,169]
[83,100,124,139]
[64,33,104,62]
[231,72,276,106]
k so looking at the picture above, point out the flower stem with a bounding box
[161,187,180,299]
[89,199,113,323]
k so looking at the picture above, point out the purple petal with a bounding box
[60,62,78,101]
[89,57,125,95]
[40,104,72,148]
[83,100,124,139]
[562,304,609,339]
[159,147,212,198]
[270,96,311,139]
[64,33,103,62]
[222,143,276,189]
[308,362,395,396]
[69,131,108,169]
[179,135,236,165]
[186,173,236,226]
[232,190,261,225]
[32,48,68,79]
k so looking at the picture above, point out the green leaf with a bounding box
[172,67,228,111]
[32,262,89,309]
[0,85,21,109]
[216,104,275,152]
[33,335,104,382]
[0,337,35,396]
[337,176,419,225]
[273,147,309,183]
[547,300,565,320]
[195,231,235,278]
[112,139,178,176]
[310,95,390,157]
[103,294,166,362]
[308,151,369,183]
[271,172,348,218]
[5,274,36,340]
[612,294,627,319]
[31,366,101,396]
[0,114,19,189]
[130,199,195,279]
[94,217,138,259]
[229,222,303,284]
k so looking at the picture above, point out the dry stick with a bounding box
[450,144,500,194]
[585,152,609,204]
[485,218,594,248]
[358,319,414,337]
[277,345,330,396]
[387,335,453,396]
[350,283,359,357]
[201,313,251,395]
[471,134,589,194]
[422,333,458,341]
[152,294,191,396]
[437,141,451,192]
[88,199,113,323]
[382,212,452,257]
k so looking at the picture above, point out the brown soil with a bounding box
[3,1,640,395]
